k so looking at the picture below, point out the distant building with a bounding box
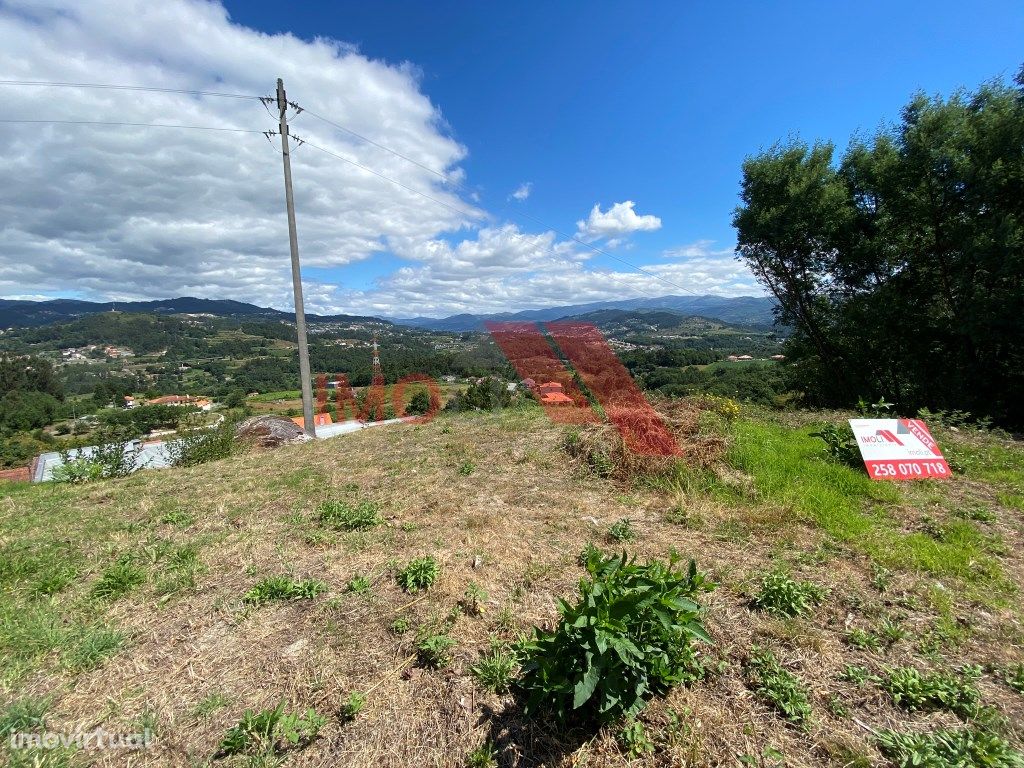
[771,354,786,361]
[537,382,564,396]
[147,395,213,410]
[737,355,754,361]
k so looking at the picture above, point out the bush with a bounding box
[52,429,140,483]
[165,417,235,468]
[516,548,712,723]
[810,422,862,467]
[750,571,827,617]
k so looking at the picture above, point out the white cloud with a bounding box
[662,239,734,259]
[0,1,760,318]
[576,200,661,242]
[0,0,475,310]
[509,182,532,201]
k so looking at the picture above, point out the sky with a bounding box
[1,0,1022,318]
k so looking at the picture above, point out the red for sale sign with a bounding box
[848,418,951,481]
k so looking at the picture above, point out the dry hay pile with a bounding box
[564,398,730,482]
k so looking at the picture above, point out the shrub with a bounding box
[607,517,636,542]
[217,703,326,757]
[698,394,741,421]
[397,556,440,593]
[243,576,326,607]
[516,548,712,723]
[470,639,519,693]
[747,648,812,723]
[52,429,140,483]
[317,499,382,531]
[880,666,981,717]
[165,418,236,468]
[810,423,861,468]
[877,727,1024,768]
[750,571,827,617]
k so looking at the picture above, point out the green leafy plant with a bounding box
[840,665,876,686]
[346,574,371,594]
[463,581,488,616]
[1004,663,1024,694]
[470,638,519,693]
[416,632,456,668]
[165,417,236,467]
[617,718,655,757]
[390,617,411,634]
[880,666,981,717]
[516,548,712,723]
[810,423,861,468]
[339,692,365,721]
[606,517,636,542]
[457,459,476,475]
[217,703,326,758]
[747,648,812,723]
[397,556,440,593]
[877,727,1024,768]
[750,570,826,617]
[466,740,498,768]
[845,628,882,651]
[52,429,140,483]
[317,499,382,531]
[243,576,326,607]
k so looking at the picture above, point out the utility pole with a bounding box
[276,77,315,436]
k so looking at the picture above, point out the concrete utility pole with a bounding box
[276,77,315,436]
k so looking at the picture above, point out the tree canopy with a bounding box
[735,67,1024,427]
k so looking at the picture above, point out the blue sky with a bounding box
[1,1,1022,316]
[226,0,1024,288]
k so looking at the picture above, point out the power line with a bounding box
[0,118,262,133]
[0,79,260,100]
[299,104,706,298]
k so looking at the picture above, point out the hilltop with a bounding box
[2,404,1022,767]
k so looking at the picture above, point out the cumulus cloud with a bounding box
[0,1,759,317]
[509,182,532,201]
[576,200,661,242]
[0,0,475,310]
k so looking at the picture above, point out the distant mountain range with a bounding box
[0,297,385,328]
[390,295,776,331]
[0,294,776,331]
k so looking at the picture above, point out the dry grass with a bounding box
[1,405,1022,767]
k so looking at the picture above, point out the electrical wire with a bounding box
[0,79,260,100]
[0,118,263,132]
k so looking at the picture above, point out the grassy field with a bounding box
[1,404,1022,767]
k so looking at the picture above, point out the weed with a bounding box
[747,648,812,724]
[954,504,996,523]
[166,418,236,467]
[470,638,519,693]
[390,617,411,634]
[617,719,655,757]
[877,727,1024,768]
[870,562,892,591]
[466,740,498,768]
[877,617,907,645]
[463,581,488,616]
[160,509,196,527]
[827,697,850,718]
[810,422,861,467]
[340,692,365,721]
[607,517,636,542]
[91,558,146,600]
[217,703,326,758]
[839,665,876,686]
[880,666,980,717]
[243,576,327,606]
[517,549,712,723]
[397,556,440,592]
[346,575,371,595]
[318,498,382,531]
[750,570,826,617]
[577,542,602,566]
[457,459,476,475]
[193,693,231,718]
[1004,663,1024,694]
[846,629,882,651]
[417,632,456,668]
